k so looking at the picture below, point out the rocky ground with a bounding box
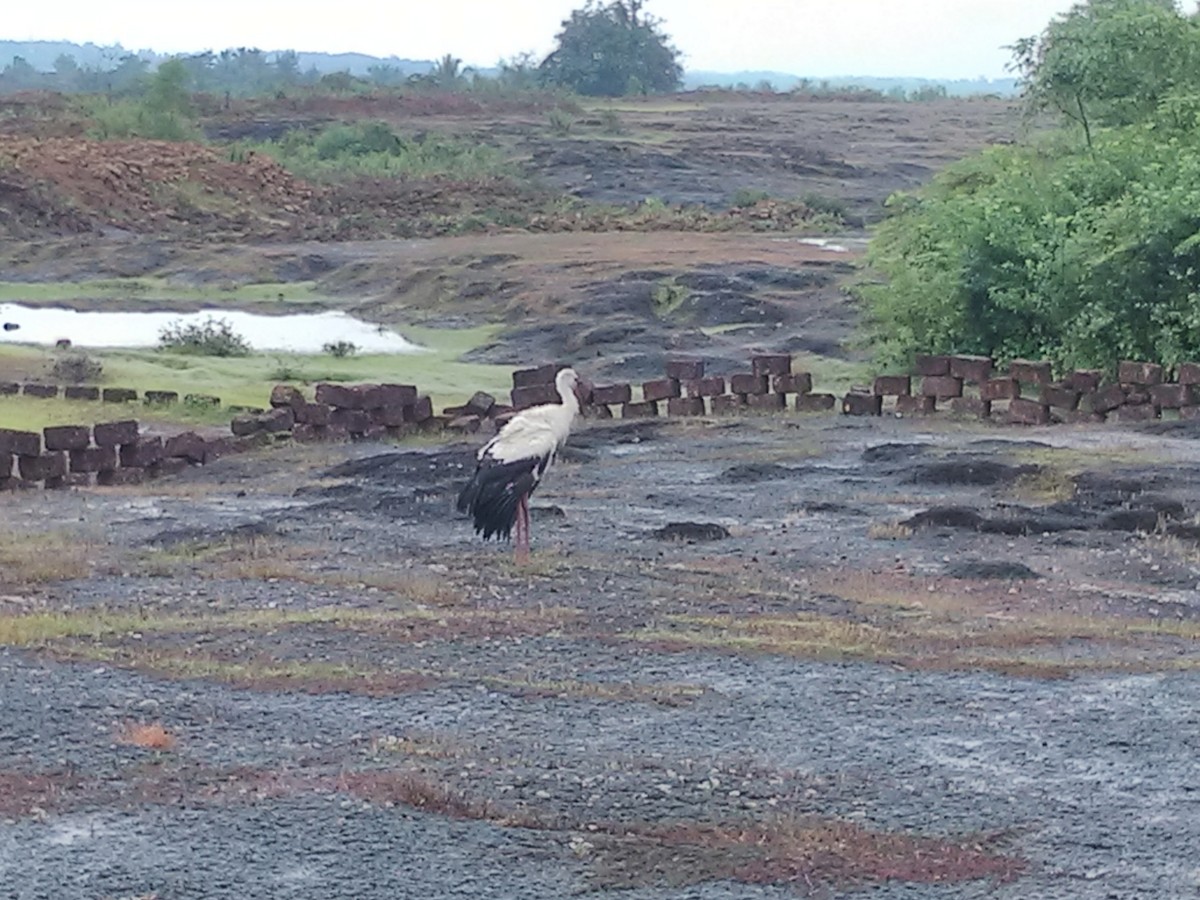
[3,411,1200,898]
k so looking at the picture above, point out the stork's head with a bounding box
[556,366,593,405]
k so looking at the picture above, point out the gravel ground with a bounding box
[4,414,1200,898]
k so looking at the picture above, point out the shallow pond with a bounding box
[0,304,426,354]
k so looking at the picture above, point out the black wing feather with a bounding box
[456,454,547,542]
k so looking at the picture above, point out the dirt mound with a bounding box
[0,137,317,238]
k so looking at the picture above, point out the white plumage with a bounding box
[456,367,587,561]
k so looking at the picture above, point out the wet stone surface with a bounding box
[3,415,1200,898]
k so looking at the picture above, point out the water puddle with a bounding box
[0,303,426,354]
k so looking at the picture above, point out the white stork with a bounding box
[456,367,589,563]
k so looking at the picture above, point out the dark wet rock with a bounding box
[674,271,753,293]
[979,512,1089,535]
[903,506,983,530]
[1101,509,1164,533]
[803,500,868,516]
[945,560,1042,580]
[570,419,668,449]
[720,462,808,483]
[780,334,847,357]
[145,521,275,548]
[966,439,1053,452]
[904,458,1038,487]
[531,505,565,519]
[1073,471,1168,498]
[861,443,931,464]
[572,321,648,349]
[652,522,731,541]
[323,449,475,483]
[735,267,832,290]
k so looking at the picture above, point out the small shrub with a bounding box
[598,108,624,134]
[158,316,251,357]
[51,352,103,384]
[323,340,358,358]
[732,188,770,208]
[547,109,575,136]
[801,193,848,221]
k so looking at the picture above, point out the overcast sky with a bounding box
[6,1,1194,79]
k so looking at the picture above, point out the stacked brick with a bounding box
[863,355,1200,425]
[0,381,227,408]
[0,420,229,490]
[267,382,440,443]
[580,356,820,419]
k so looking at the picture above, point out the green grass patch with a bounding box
[0,324,512,432]
[0,279,326,307]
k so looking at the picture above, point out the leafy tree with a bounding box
[861,0,1200,373]
[539,0,682,96]
[1011,0,1200,146]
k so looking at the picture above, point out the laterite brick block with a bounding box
[981,378,1018,401]
[949,355,994,384]
[1008,398,1050,425]
[102,388,137,403]
[405,396,434,423]
[667,397,706,416]
[1150,383,1196,409]
[64,386,100,401]
[895,395,936,415]
[22,383,58,398]
[1040,384,1081,411]
[747,392,786,411]
[872,375,911,396]
[622,400,659,418]
[98,468,145,486]
[295,402,332,426]
[730,373,769,395]
[512,364,558,388]
[641,378,681,402]
[1176,363,1200,385]
[1118,361,1164,386]
[591,384,633,406]
[920,376,963,398]
[120,437,163,468]
[328,409,369,433]
[93,420,138,447]
[1085,384,1127,415]
[710,395,747,414]
[314,383,359,408]
[165,431,207,463]
[184,394,220,408]
[0,382,18,395]
[43,425,91,452]
[143,390,179,405]
[842,393,883,416]
[950,397,992,418]
[69,445,118,474]
[270,385,306,409]
[685,377,726,398]
[511,384,559,409]
[773,372,814,395]
[0,428,41,457]
[18,452,67,481]
[1066,369,1104,392]
[1009,360,1053,385]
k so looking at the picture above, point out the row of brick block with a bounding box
[1,381,224,406]
[0,420,262,490]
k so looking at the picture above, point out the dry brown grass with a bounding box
[0,769,82,818]
[590,816,1025,891]
[625,568,1200,678]
[0,529,99,585]
[116,721,177,751]
[866,520,914,541]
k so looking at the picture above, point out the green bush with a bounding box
[241,123,509,180]
[322,340,358,358]
[159,316,251,357]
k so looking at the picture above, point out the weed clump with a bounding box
[159,316,251,357]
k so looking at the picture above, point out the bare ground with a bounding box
[3,411,1200,898]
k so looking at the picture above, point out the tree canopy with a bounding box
[538,0,682,96]
[861,0,1200,373]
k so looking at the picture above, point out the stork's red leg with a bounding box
[514,493,530,564]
